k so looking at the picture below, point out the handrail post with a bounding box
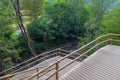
[97,38,100,50]
[57,49,60,56]
[4,71,7,76]
[81,48,85,60]
[56,62,59,80]
[42,55,45,61]
[110,34,113,45]
[26,61,29,69]
[106,35,109,45]
[7,75,10,80]
[82,48,84,53]
[36,68,39,79]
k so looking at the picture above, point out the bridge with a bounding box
[0,33,120,80]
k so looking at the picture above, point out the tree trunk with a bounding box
[12,0,36,56]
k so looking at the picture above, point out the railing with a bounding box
[0,49,71,80]
[0,48,59,76]
[1,33,120,80]
[0,65,54,80]
[25,33,120,80]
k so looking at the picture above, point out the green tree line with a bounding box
[0,0,120,72]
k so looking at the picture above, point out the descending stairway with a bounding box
[59,45,120,80]
[1,34,120,80]
[10,56,79,80]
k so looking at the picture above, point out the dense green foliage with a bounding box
[101,8,120,34]
[27,0,89,53]
[1,0,120,72]
[0,0,21,72]
[21,0,44,19]
[78,0,120,47]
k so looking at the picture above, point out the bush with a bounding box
[27,0,89,53]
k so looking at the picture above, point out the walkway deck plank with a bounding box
[59,45,120,80]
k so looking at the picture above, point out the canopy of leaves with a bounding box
[101,8,120,34]
[0,0,21,71]
[26,0,90,53]
[21,0,44,19]
[1,0,120,73]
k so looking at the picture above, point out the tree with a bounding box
[12,0,36,56]
[89,0,115,21]
[20,0,44,19]
[82,0,116,36]
[101,8,120,34]
[115,0,120,8]
[27,0,88,52]
[45,0,82,40]
[67,0,89,33]
[0,0,21,73]
[27,19,55,52]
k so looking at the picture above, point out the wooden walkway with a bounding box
[10,56,79,80]
[1,34,120,80]
[59,45,120,80]
[10,45,120,80]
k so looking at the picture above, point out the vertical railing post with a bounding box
[7,75,10,80]
[4,71,7,76]
[106,35,109,45]
[97,38,100,50]
[36,68,39,79]
[57,49,60,56]
[42,55,45,61]
[82,48,84,53]
[81,48,85,60]
[110,34,113,45]
[26,61,29,69]
[55,62,59,80]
